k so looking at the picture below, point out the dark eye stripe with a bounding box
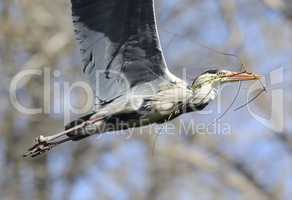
[204,69,218,74]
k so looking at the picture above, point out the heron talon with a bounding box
[23,136,57,158]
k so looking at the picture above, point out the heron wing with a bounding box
[71,0,175,102]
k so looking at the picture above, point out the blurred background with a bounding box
[1,0,292,199]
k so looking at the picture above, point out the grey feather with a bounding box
[71,0,173,102]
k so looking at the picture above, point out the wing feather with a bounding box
[71,0,177,102]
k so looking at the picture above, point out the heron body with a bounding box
[66,81,192,139]
[24,0,259,157]
[66,76,219,140]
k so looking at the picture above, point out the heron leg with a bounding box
[23,117,105,158]
[23,122,88,158]
[23,137,72,158]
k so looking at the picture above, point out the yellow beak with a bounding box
[223,71,261,82]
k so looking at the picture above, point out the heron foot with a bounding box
[23,117,103,158]
[23,136,57,158]
[23,135,72,158]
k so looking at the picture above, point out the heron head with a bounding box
[189,69,260,108]
[191,69,260,90]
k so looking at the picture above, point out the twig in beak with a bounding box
[233,88,266,111]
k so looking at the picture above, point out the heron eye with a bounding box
[217,72,225,76]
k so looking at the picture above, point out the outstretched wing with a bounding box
[71,0,176,103]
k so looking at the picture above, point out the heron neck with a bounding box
[191,84,217,106]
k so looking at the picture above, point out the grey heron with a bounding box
[24,0,260,157]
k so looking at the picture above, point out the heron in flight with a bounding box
[24,0,259,157]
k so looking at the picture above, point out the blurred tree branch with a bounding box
[263,0,292,19]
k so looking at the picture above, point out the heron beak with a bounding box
[223,71,261,82]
